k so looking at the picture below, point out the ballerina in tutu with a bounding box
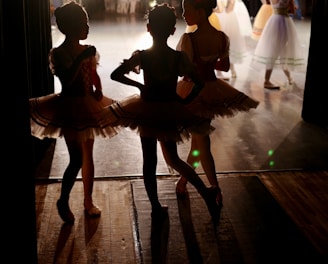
[29,1,118,223]
[110,3,221,222]
[215,0,249,79]
[251,0,273,41]
[175,0,260,207]
[252,0,305,89]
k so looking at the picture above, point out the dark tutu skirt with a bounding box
[177,78,259,120]
[108,94,214,143]
[30,93,118,141]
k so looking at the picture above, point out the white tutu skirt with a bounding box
[177,78,259,120]
[216,10,247,64]
[108,94,214,143]
[252,14,305,70]
[234,0,252,36]
[30,93,118,141]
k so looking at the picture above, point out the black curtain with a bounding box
[302,0,328,127]
[1,0,53,262]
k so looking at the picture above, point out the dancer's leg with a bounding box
[264,69,280,89]
[57,137,82,223]
[283,67,293,84]
[161,140,221,222]
[141,136,168,219]
[141,136,161,210]
[81,139,101,216]
[161,140,206,190]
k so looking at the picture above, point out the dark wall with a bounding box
[302,0,328,127]
[1,0,53,262]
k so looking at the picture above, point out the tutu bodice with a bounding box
[50,46,98,97]
[29,45,118,141]
[176,33,229,71]
[271,0,290,10]
[176,33,259,119]
[136,49,184,101]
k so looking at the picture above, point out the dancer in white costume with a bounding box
[252,0,305,89]
[215,0,249,78]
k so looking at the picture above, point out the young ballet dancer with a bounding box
[29,1,118,223]
[252,0,305,89]
[175,0,260,207]
[109,3,221,222]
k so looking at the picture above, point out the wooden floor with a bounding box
[34,12,328,264]
[35,170,328,263]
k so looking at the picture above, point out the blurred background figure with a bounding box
[290,0,304,20]
[50,0,63,26]
[215,0,249,79]
[251,0,272,41]
[252,0,305,89]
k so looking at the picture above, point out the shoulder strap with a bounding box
[71,46,96,69]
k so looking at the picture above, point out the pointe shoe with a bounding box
[288,77,294,85]
[84,200,101,217]
[216,71,230,81]
[57,199,75,224]
[201,187,222,224]
[264,82,280,90]
[175,179,188,199]
[85,205,101,217]
[218,75,230,81]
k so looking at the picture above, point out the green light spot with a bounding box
[193,161,200,168]
[192,150,200,157]
[269,160,275,167]
[268,149,274,156]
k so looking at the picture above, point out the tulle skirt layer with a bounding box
[108,94,214,143]
[177,79,259,120]
[234,0,252,36]
[252,14,305,70]
[30,93,118,141]
[216,11,247,64]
